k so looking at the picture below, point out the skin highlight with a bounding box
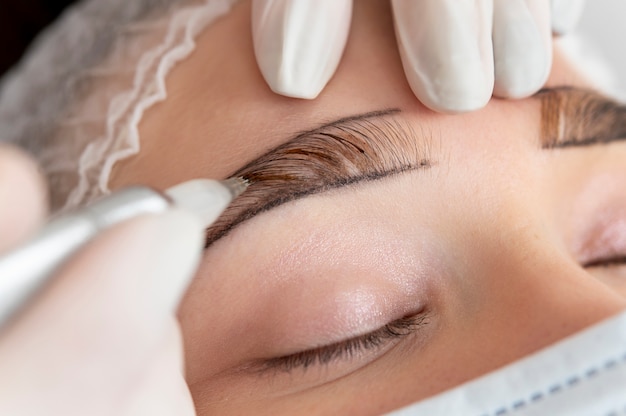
[107,1,626,414]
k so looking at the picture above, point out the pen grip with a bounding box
[0,187,170,329]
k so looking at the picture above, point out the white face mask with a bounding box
[387,310,626,415]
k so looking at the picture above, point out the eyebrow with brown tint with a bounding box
[204,109,436,247]
[538,87,626,148]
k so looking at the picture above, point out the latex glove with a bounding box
[252,0,585,113]
[551,0,586,35]
[0,145,202,416]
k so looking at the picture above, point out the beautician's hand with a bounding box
[0,145,201,416]
[252,0,585,113]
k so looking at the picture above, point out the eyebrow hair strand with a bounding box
[204,109,434,247]
[538,87,626,149]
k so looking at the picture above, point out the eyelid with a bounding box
[584,257,626,268]
[252,312,430,374]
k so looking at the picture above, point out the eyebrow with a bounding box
[205,87,625,247]
[204,109,435,247]
[538,87,626,148]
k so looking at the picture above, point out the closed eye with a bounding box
[251,312,430,374]
[584,256,626,268]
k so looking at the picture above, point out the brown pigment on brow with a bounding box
[538,87,626,148]
[204,110,434,247]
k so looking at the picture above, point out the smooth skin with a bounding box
[108,1,626,414]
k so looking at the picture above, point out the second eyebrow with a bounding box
[538,87,626,148]
[204,110,435,247]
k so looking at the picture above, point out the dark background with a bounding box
[0,0,79,77]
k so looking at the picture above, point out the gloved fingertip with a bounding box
[252,0,352,99]
[493,0,552,99]
[139,210,205,313]
[493,69,548,100]
[404,64,493,113]
[0,145,48,252]
[72,210,204,316]
[551,0,586,36]
[0,211,204,413]
[392,0,494,113]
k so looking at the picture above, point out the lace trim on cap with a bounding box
[72,0,241,209]
[0,0,239,211]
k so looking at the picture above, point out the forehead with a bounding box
[109,0,594,191]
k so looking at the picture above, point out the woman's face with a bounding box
[110,1,626,414]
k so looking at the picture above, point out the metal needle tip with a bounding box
[221,177,249,199]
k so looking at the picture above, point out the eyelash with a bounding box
[584,256,626,268]
[258,313,429,373]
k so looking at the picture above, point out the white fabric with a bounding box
[0,0,238,211]
[388,310,626,416]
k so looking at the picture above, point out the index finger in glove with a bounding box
[0,145,48,253]
[391,0,495,113]
[252,0,352,99]
[0,211,202,416]
[492,0,552,99]
[125,320,196,416]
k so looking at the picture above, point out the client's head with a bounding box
[25,0,626,414]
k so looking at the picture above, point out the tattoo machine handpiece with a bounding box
[0,178,248,329]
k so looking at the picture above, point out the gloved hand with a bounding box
[0,145,202,416]
[252,0,586,113]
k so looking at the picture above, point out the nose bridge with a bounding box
[483,245,626,355]
[383,236,626,409]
